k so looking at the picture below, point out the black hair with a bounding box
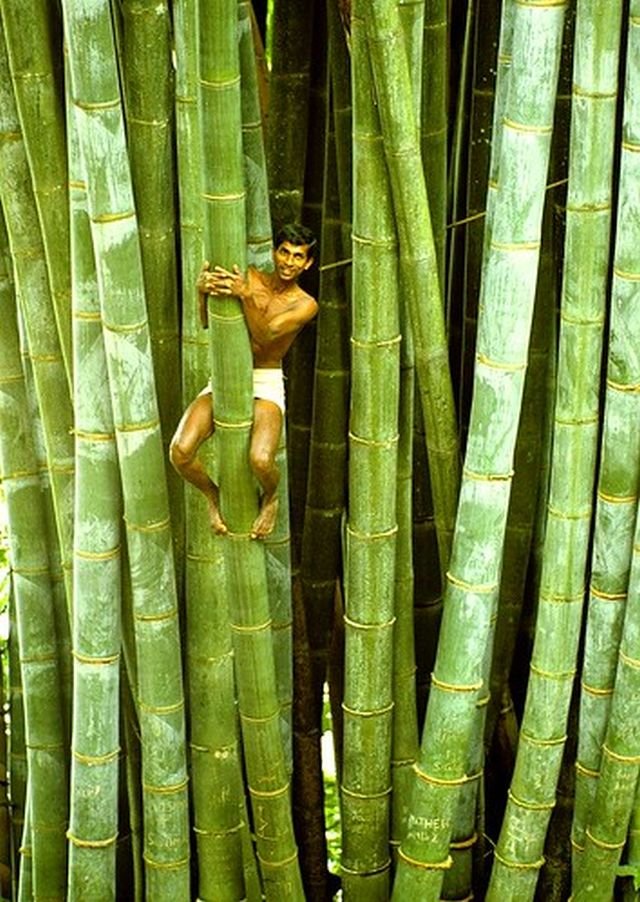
[274,223,317,256]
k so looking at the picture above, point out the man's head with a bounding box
[273,223,317,283]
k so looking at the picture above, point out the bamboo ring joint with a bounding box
[67,831,118,849]
[493,849,544,871]
[431,673,482,693]
[397,847,452,871]
[585,828,625,851]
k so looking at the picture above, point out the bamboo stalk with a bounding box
[63,3,191,894]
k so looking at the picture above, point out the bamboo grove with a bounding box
[1,0,640,900]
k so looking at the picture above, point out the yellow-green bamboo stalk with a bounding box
[63,2,191,894]
[0,0,72,386]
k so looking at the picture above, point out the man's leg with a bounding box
[249,399,283,538]
[169,393,228,535]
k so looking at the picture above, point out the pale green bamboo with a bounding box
[398,0,424,125]
[63,3,190,894]
[66,93,122,899]
[572,3,640,866]
[572,503,640,899]
[0,638,9,894]
[488,3,622,897]
[0,231,68,900]
[392,3,566,897]
[0,0,72,387]
[0,22,74,611]
[341,4,399,898]
[365,0,459,575]
[198,0,303,896]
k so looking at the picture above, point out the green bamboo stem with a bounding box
[0,22,75,611]
[393,4,566,898]
[572,511,640,898]
[341,5,399,898]
[63,3,190,894]
[365,0,459,575]
[572,3,640,866]
[17,786,32,902]
[398,0,424,125]
[0,638,9,896]
[174,0,208,406]
[7,587,26,888]
[0,0,72,387]
[66,96,122,899]
[488,3,621,897]
[198,1,303,896]
[0,230,68,900]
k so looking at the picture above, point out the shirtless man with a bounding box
[170,224,318,539]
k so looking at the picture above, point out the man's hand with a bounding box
[197,263,248,329]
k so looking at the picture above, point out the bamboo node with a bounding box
[249,782,290,800]
[342,700,394,718]
[508,790,555,812]
[352,232,397,249]
[570,837,586,853]
[73,309,101,322]
[602,744,640,765]
[538,590,584,604]
[72,650,120,666]
[116,418,160,435]
[230,618,272,634]
[554,415,599,427]
[13,564,50,577]
[585,828,625,851]
[597,489,637,505]
[2,468,39,481]
[125,515,170,533]
[92,209,136,225]
[560,311,606,326]
[612,266,640,283]
[20,652,57,665]
[606,376,640,392]
[213,417,253,429]
[621,140,640,155]
[463,467,514,482]
[256,848,300,869]
[475,352,526,373]
[341,784,392,801]
[529,662,576,680]
[189,740,237,755]
[343,614,396,631]
[240,708,280,725]
[319,257,352,273]
[341,858,391,876]
[72,747,120,766]
[29,353,62,363]
[581,681,613,698]
[590,585,626,601]
[502,116,553,136]
[571,84,617,101]
[143,853,190,870]
[193,822,243,838]
[431,673,482,694]
[445,571,497,594]
[350,334,402,350]
[396,847,452,871]
[143,777,189,796]
[74,428,115,443]
[127,114,170,129]
[199,74,241,90]
[546,504,591,521]
[520,729,568,748]
[225,530,253,539]
[450,832,479,850]
[0,372,23,385]
[575,761,599,778]
[74,545,120,561]
[413,763,478,788]
[74,97,120,112]
[208,311,245,324]
[67,830,118,849]
[139,698,184,716]
[201,190,245,203]
[493,849,545,871]
[348,431,399,450]
[346,522,399,541]
[619,648,640,670]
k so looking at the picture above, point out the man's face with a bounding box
[273,241,314,283]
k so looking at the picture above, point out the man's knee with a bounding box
[169,434,193,472]
[249,445,276,480]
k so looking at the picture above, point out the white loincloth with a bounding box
[198,367,285,414]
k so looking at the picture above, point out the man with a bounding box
[170,223,318,539]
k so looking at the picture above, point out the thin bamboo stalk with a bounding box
[63,3,191,894]
[421,0,446,286]
[7,587,26,893]
[393,3,566,897]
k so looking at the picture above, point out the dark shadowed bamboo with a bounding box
[421,0,446,285]
[198,0,304,896]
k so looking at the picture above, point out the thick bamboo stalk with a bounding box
[393,3,566,898]
[0,231,68,900]
[0,0,72,386]
[365,0,459,574]
[66,98,122,899]
[63,3,191,895]
[341,4,400,898]
[421,0,446,286]
[488,4,622,898]
[198,1,304,896]
[7,587,26,892]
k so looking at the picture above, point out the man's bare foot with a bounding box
[207,493,228,535]
[251,495,278,539]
